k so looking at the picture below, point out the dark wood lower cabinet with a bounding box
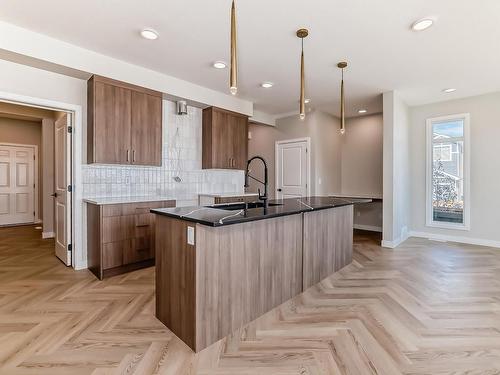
[87,200,175,280]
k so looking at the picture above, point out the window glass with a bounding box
[433,120,464,139]
[431,119,465,224]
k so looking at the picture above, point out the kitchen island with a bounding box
[151,196,356,352]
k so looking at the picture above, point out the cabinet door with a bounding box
[131,92,162,166]
[94,82,131,164]
[102,242,125,270]
[230,114,248,170]
[202,107,248,170]
[125,237,154,264]
[211,110,233,169]
[123,213,154,264]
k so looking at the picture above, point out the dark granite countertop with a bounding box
[151,196,365,227]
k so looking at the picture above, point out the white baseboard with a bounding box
[354,224,382,233]
[381,231,410,249]
[381,240,394,248]
[42,231,55,239]
[382,239,401,249]
[409,231,500,249]
[74,260,87,271]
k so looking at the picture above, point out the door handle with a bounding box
[51,192,58,197]
[132,150,136,163]
[126,150,130,162]
[277,188,282,192]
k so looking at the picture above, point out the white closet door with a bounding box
[0,145,35,226]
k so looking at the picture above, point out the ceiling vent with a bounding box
[176,100,188,115]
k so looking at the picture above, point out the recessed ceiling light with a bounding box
[358,109,367,114]
[261,82,274,88]
[213,61,227,69]
[140,28,159,40]
[411,18,434,31]
[442,88,457,93]
[305,98,311,104]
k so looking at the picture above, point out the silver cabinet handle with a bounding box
[133,150,136,163]
[126,150,130,162]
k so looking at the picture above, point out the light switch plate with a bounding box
[187,226,195,245]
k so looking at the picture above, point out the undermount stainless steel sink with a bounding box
[209,201,283,211]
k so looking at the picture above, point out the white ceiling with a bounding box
[0,0,499,117]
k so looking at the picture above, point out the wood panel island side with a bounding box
[151,197,354,352]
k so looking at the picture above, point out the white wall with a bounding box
[383,91,411,247]
[311,111,342,195]
[340,113,383,197]
[0,60,87,110]
[248,110,341,198]
[340,113,383,231]
[409,92,500,246]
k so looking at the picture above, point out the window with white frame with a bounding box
[426,114,470,229]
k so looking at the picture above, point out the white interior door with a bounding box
[54,113,72,266]
[275,139,309,199]
[0,144,35,226]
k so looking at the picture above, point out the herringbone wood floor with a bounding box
[1,226,500,374]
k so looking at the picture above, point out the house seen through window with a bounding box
[427,115,469,228]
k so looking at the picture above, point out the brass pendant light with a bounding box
[229,0,238,95]
[337,61,347,134]
[297,28,308,120]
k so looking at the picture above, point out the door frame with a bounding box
[275,137,311,198]
[0,142,39,225]
[0,91,82,269]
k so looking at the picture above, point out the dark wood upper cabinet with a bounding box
[92,81,131,164]
[131,91,163,166]
[202,107,248,170]
[87,75,163,166]
[231,113,249,170]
